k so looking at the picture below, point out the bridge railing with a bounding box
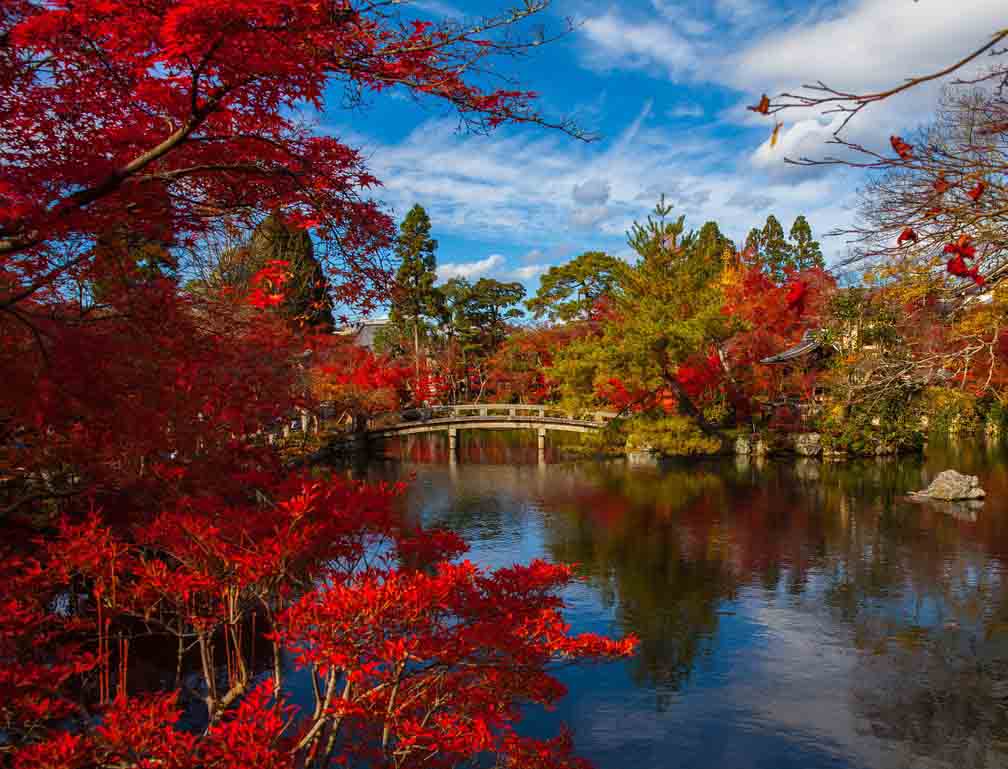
[366,404,618,431]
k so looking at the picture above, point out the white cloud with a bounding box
[507,264,550,281]
[580,12,701,78]
[576,0,1005,167]
[728,0,1006,98]
[343,96,858,270]
[726,189,774,212]
[408,0,463,19]
[571,204,612,228]
[437,253,504,282]
[572,178,611,206]
[667,102,704,119]
[728,0,1008,168]
[650,0,712,35]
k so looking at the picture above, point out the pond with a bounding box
[364,431,1008,769]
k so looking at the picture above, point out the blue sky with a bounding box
[320,0,1006,292]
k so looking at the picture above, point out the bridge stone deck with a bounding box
[365,404,618,455]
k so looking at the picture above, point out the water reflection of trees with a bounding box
[536,455,1008,712]
[374,433,1008,760]
[539,467,739,699]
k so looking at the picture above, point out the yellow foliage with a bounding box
[625,415,722,456]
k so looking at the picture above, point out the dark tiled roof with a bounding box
[760,330,823,365]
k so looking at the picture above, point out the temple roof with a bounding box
[759,330,823,365]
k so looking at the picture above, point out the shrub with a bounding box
[922,387,980,434]
[625,414,723,456]
[819,397,925,456]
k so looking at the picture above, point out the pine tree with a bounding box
[193,213,334,330]
[526,251,622,322]
[390,204,441,388]
[247,213,334,330]
[760,214,792,282]
[788,215,824,271]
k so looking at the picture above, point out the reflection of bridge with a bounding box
[366,404,618,457]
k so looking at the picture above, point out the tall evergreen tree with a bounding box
[526,251,622,322]
[249,213,333,330]
[389,204,441,384]
[759,214,792,281]
[788,215,825,271]
[549,198,732,426]
[188,212,333,330]
[694,221,733,265]
[745,214,825,282]
[207,213,333,330]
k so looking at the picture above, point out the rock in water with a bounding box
[912,470,985,501]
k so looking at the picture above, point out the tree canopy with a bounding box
[549,198,732,423]
[745,213,825,281]
[526,250,622,322]
[0,3,637,768]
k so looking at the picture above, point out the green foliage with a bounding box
[197,213,333,329]
[978,396,1008,432]
[440,277,526,353]
[745,214,824,282]
[826,286,901,352]
[388,204,441,354]
[550,199,732,418]
[922,387,980,434]
[566,419,630,457]
[625,414,723,456]
[789,215,824,271]
[818,398,925,456]
[526,250,622,322]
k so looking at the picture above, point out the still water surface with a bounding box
[366,432,1008,769]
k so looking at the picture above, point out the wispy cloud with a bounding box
[437,253,504,282]
[580,12,702,78]
[667,102,704,119]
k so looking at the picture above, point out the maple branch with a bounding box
[0,80,246,262]
[769,29,1008,136]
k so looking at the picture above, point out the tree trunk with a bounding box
[413,318,421,402]
[664,372,715,434]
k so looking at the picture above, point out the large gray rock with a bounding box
[793,433,822,456]
[912,470,986,501]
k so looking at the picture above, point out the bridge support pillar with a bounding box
[537,427,546,463]
[448,427,458,458]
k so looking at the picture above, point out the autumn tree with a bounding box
[486,324,587,403]
[549,198,732,426]
[720,262,836,418]
[752,30,1008,396]
[0,2,637,767]
[88,183,178,303]
[526,250,623,322]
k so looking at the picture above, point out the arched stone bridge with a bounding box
[366,404,618,454]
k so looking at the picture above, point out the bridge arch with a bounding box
[365,404,617,457]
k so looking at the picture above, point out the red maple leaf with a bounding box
[890,135,914,160]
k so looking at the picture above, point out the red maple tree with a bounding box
[0,3,635,767]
